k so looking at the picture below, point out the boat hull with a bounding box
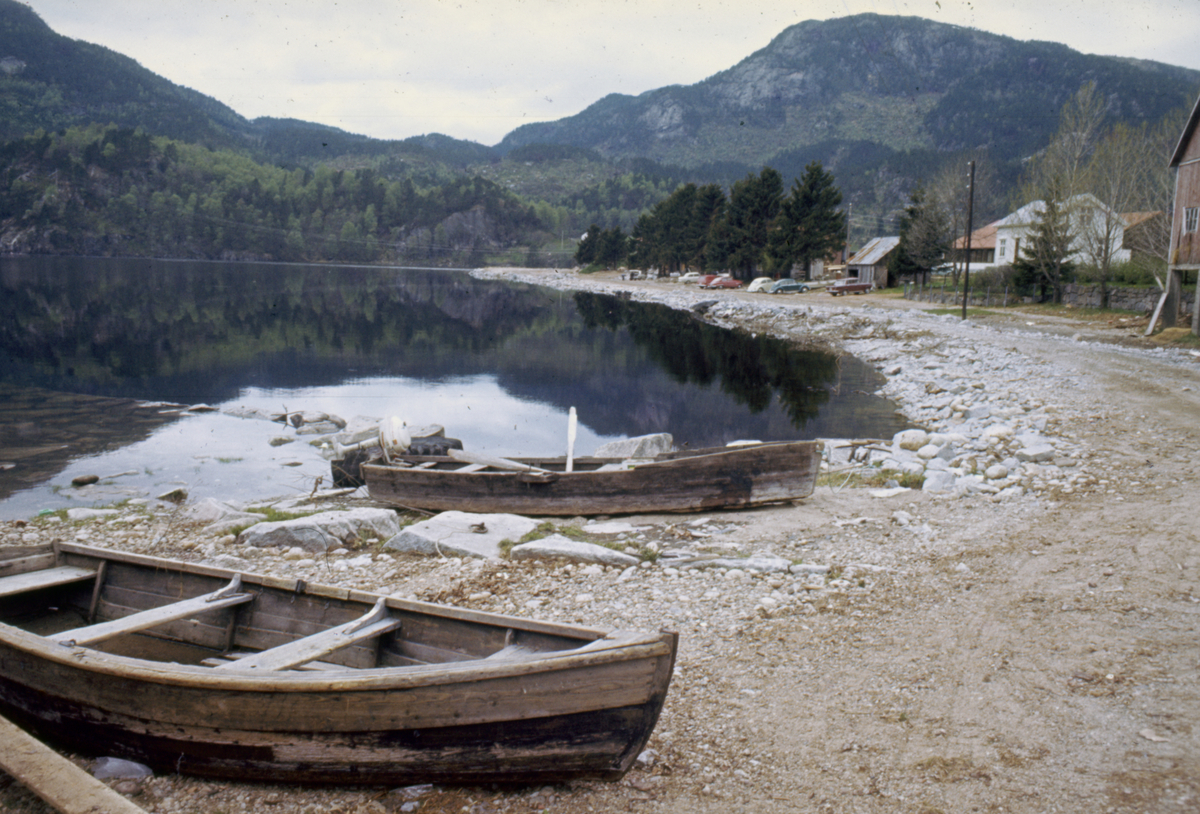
[364,440,821,515]
[0,544,677,784]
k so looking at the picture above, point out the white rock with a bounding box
[893,429,929,451]
[985,464,1009,480]
[922,470,958,493]
[384,512,537,559]
[66,508,118,521]
[583,521,646,535]
[917,444,940,460]
[687,555,792,573]
[593,433,674,458]
[1017,444,1055,463]
[983,424,1014,439]
[238,508,401,553]
[510,535,640,567]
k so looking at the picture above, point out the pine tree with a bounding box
[719,168,783,278]
[889,186,949,285]
[574,224,601,266]
[767,162,846,280]
[596,227,628,269]
[1011,179,1075,303]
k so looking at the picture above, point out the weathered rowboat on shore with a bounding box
[364,440,822,516]
[0,542,677,785]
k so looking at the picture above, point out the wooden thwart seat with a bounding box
[0,566,96,600]
[216,598,401,671]
[50,575,253,647]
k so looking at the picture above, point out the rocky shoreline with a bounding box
[2,267,1198,814]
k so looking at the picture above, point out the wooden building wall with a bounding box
[1170,127,1200,269]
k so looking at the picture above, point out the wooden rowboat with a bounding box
[0,542,677,785]
[364,440,822,516]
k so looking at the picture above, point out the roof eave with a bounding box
[1169,90,1200,167]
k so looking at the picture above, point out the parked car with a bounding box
[768,279,811,294]
[678,271,702,284]
[827,278,873,296]
[699,274,742,288]
[746,277,774,293]
[704,276,743,289]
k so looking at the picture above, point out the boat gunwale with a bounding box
[0,623,675,692]
[366,439,819,477]
[52,542,608,639]
[0,543,674,692]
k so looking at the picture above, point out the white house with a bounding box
[991,193,1130,269]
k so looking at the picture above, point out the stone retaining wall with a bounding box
[905,283,1195,314]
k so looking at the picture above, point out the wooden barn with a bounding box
[1167,90,1200,334]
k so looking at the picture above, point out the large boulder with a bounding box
[921,470,958,493]
[237,508,400,553]
[893,429,929,451]
[185,498,263,535]
[384,512,538,560]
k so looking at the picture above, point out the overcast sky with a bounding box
[21,0,1200,146]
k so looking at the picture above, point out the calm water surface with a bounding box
[0,257,909,519]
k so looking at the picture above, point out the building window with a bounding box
[1187,207,1199,233]
[998,238,1006,258]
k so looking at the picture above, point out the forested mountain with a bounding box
[0,0,496,169]
[499,14,1197,168]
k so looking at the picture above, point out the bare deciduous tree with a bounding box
[1019,82,1107,207]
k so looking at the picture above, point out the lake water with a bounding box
[0,257,909,519]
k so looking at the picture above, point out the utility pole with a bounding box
[961,160,976,321]
[845,202,852,263]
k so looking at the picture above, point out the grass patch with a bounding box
[518,521,557,544]
[817,467,924,490]
[1148,327,1200,347]
[517,521,591,544]
[247,506,318,524]
[216,457,243,464]
[219,505,329,539]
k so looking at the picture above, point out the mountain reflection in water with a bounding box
[0,257,909,517]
